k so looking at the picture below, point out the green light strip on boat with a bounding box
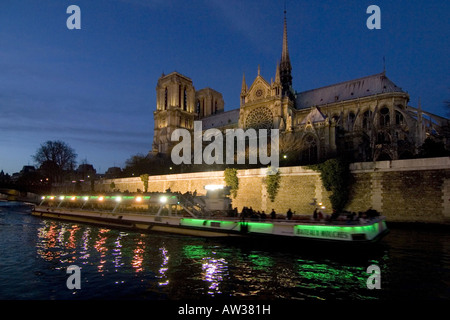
[240,222,274,232]
[293,224,376,233]
[181,219,237,228]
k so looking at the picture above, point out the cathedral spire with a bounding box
[274,62,280,84]
[281,10,290,66]
[241,72,247,94]
[280,9,293,99]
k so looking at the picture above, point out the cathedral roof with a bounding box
[295,72,405,109]
[201,109,240,130]
[299,107,327,125]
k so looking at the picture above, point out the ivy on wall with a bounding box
[309,158,350,212]
[264,167,281,202]
[140,174,149,193]
[224,168,239,198]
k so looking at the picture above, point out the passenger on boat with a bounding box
[240,206,249,219]
[260,211,267,221]
[365,208,380,218]
[270,209,276,219]
[357,211,367,224]
[330,210,339,221]
[250,210,259,221]
[318,210,324,221]
[348,212,357,221]
[286,208,293,220]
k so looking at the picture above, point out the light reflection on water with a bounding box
[0,211,449,300]
[158,247,169,286]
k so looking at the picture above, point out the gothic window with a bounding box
[183,87,187,111]
[245,107,274,130]
[348,112,356,131]
[196,100,200,114]
[332,114,340,123]
[377,132,390,144]
[379,107,390,127]
[363,110,372,130]
[164,87,168,110]
[302,135,318,164]
[395,111,404,125]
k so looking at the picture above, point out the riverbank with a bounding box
[50,157,450,225]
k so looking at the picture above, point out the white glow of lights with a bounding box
[205,184,224,191]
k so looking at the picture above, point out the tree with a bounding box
[418,137,449,158]
[309,158,350,212]
[123,153,169,176]
[33,140,77,183]
[140,174,149,193]
[224,168,239,198]
[123,153,150,176]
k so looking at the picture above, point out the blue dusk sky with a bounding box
[0,0,449,175]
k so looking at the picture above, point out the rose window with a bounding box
[245,107,273,130]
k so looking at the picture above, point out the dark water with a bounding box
[0,209,449,301]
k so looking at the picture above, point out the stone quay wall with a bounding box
[346,157,450,224]
[54,157,450,224]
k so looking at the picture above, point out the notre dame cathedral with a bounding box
[152,12,449,165]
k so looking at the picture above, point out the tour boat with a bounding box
[32,191,389,244]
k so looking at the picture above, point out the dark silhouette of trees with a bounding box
[33,140,77,183]
[418,137,450,158]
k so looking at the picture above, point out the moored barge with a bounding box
[32,192,389,244]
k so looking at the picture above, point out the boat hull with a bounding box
[32,207,389,244]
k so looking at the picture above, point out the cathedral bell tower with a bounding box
[152,72,196,154]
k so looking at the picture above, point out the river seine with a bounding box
[0,209,449,302]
